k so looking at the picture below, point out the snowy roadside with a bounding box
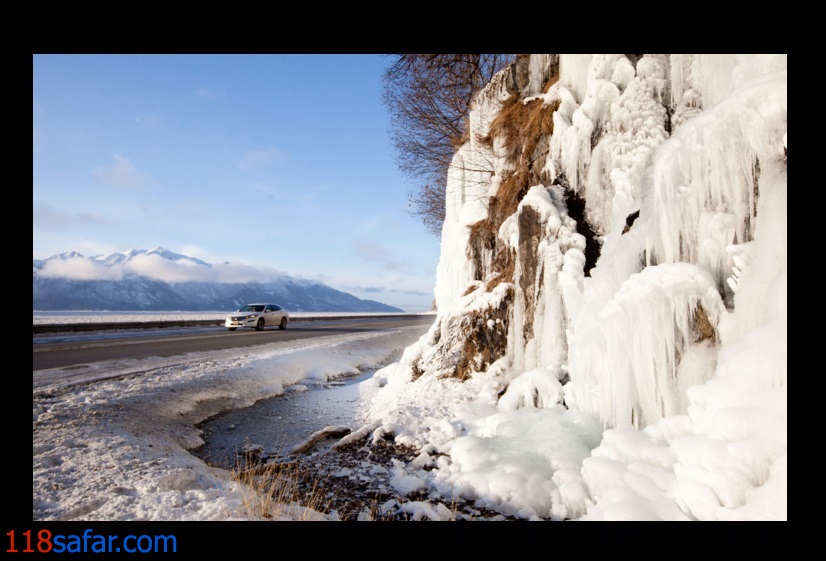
[33,324,430,521]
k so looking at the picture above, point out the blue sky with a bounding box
[33,54,441,312]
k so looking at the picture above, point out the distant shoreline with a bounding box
[33,310,436,326]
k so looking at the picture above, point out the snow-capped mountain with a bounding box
[32,247,404,312]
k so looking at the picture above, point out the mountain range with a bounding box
[32,247,404,313]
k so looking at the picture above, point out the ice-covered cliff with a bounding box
[364,54,786,521]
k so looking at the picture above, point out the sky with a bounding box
[32,54,440,312]
[29,53,786,546]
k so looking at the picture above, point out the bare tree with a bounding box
[382,54,515,236]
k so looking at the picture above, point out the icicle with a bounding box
[644,69,787,291]
[566,263,724,429]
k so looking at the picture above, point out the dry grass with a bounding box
[410,355,425,381]
[232,454,332,520]
[230,436,516,520]
[487,79,559,164]
[462,283,480,297]
[485,248,515,293]
[230,442,330,521]
[467,74,561,291]
[484,90,560,228]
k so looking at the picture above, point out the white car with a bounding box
[225,303,289,331]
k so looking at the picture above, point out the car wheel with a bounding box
[256,318,265,331]
[279,317,287,330]
[228,327,236,331]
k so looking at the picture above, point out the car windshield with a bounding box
[239,305,264,312]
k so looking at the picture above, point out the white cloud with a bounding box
[123,254,210,283]
[345,286,430,297]
[250,182,317,203]
[351,238,408,272]
[33,200,104,228]
[179,245,210,261]
[93,154,150,189]
[39,257,123,281]
[195,87,218,99]
[134,115,160,128]
[135,256,287,284]
[239,146,284,170]
[38,252,289,284]
[210,263,289,284]
[354,212,403,238]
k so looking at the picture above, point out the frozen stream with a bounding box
[194,370,377,469]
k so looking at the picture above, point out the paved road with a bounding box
[32,316,434,372]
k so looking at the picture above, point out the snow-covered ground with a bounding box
[33,324,431,521]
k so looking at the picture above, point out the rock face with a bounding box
[368,55,787,521]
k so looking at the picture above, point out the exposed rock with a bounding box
[560,183,601,275]
[691,306,717,343]
[518,205,542,343]
[454,291,512,381]
[622,210,640,235]
[418,283,514,381]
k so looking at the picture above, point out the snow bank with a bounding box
[33,326,428,521]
